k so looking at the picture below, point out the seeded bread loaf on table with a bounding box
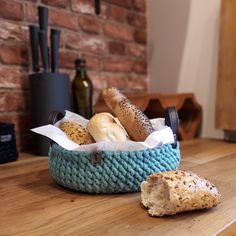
[102,87,155,142]
[141,170,221,217]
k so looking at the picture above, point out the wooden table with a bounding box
[1,139,236,236]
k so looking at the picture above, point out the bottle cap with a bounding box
[75,58,86,68]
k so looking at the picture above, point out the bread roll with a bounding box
[87,112,130,142]
[102,87,154,141]
[59,121,94,145]
[141,170,220,217]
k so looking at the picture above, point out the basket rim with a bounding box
[50,142,179,154]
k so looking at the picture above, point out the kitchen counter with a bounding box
[1,139,236,236]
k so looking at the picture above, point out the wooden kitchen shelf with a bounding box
[94,93,202,140]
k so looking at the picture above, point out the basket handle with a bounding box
[165,107,179,148]
[48,111,65,125]
[48,111,65,146]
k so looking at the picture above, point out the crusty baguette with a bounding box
[87,112,130,142]
[102,87,154,141]
[141,170,220,217]
[59,121,94,145]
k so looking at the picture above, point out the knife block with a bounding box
[29,72,71,156]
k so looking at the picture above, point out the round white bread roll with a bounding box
[87,112,130,142]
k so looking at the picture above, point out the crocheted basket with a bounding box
[48,107,180,193]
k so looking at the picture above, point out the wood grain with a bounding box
[219,220,236,236]
[1,139,236,235]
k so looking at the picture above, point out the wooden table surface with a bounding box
[1,139,236,236]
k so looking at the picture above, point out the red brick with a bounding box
[59,50,78,69]
[49,9,78,31]
[65,32,107,54]
[127,43,146,58]
[127,12,146,28]
[133,0,146,12]
[127,74,148,91]
[64,32,80,50]
[42,0,68,8]
[104,22,134,41]
[99,2,109,19]
[0,66,28,89]
[25,1,38,22]
[81,53,102,71]
[134,29,147,44]
[0,90,28,112]
[71,0,108,19]
[0,0,23,21]
[133,60,147,74]
[106,73,127,89]
[0,112,30,133]
[0,44,28,66]
[79,15,102,34]
[109,41,126,55]
[103,58,134,73]
[80,35,107,54]
[104,0,132,9]
[0,22,27,42]
[71,0,94,14]
[108,5,126,22]
[89,72,108,90]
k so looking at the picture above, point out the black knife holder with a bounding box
[0,123,18,164]
[29,72,71,156]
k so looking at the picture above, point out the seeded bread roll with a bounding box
[141,170,220,217]
[87,112,130,142]
[59,121,94,145]
[102,87,155,141]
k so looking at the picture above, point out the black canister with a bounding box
[29,72,71,156]
[0,123,18,164]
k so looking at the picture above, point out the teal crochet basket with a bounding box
[48,143,180,193]
[48,108,181,193]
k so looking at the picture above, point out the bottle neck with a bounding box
[76,67,87,78]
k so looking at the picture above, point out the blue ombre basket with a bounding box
[48,108,180,193]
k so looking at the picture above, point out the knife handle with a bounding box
[29,25,40,72]
[38,6,48,31]
[39,30,49,73]
[50,29,60,73]
[94,0,100,15]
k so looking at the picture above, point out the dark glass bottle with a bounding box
[72,58,93,119]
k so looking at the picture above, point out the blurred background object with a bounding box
[0,0,148,152]
[0,123,18,164]
[147,0,223,139]
[215,0,236,142]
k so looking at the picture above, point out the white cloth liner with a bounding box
[31,110,175,152]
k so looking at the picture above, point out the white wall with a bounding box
[147,0,223,138]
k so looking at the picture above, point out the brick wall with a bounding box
[0,0,147,151]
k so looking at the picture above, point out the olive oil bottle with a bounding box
[72,58,93,119]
